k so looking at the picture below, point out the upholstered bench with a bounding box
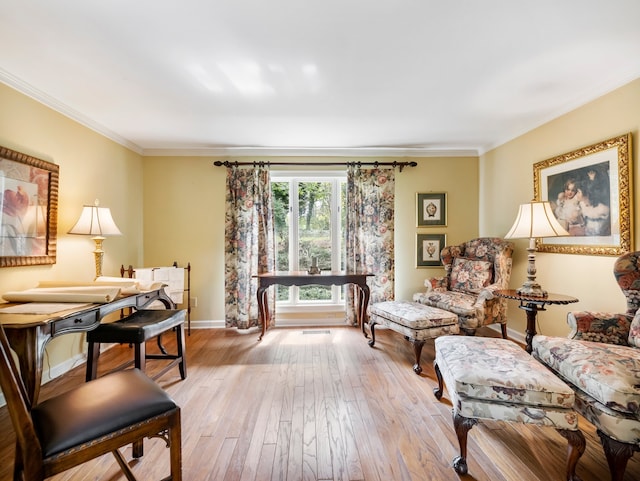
[367,300,459,374]
[86,309,187,382]
[434,336,585,480]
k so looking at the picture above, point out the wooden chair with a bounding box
[0,323,182,481]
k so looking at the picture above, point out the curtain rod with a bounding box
[213,160,417,172]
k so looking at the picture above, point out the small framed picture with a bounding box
[417,192,447,227]
[417,233,446,267]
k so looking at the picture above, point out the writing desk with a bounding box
[256,271,374,340]
[0,288,173,406]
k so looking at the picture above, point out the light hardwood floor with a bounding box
[1,325,638,481]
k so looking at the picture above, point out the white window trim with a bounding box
[271,170,347,323]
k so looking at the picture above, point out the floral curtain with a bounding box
[224,166,275,329]
[345,165,395,324]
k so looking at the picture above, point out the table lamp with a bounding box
[68,200,122,278]
[504,200,569,297]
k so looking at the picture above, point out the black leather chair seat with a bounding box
[87,309,186,344]
[32,369,177,457]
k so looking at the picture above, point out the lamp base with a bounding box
[516,281,548,298]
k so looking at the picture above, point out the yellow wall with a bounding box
[141,156,480,321]
[0,83,144,371]
[4,74,639,376]
[481,78,640,337]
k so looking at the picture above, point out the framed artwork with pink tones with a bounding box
[0,146,59,267]
[534,133,632,256]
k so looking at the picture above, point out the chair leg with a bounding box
[112,449,138,481]
[409,339,425,375]
[598,429,639,481]
[500,322,508,339]
[169,410,183,481]
[557,428,586,481]
[367,320,377,347]
[156,332,169,355]
[86,341,100,381]
[134,341,147,373]
[132,341,147,459]
[13,441,24,481]
[452,412,478,475]
[433,363,444,399]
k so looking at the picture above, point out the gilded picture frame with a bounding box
[0,146,59,267]
[417,233,446,267]
[417,192,447,227]
[534,133,632,256]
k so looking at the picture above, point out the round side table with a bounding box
[495,289,578,353]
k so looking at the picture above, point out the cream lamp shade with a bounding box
[69,200,122,278]
[504,201,569,297]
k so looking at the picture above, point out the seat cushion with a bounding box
[533,334,640,416]
[450,257,493,293]
[435,336,575,409]
[87,309,186,344]
[369,301,459,341]
[416,290,478,318]
[370,301,458,329]
[32,368,177,457]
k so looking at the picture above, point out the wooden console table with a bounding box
[0,288,173,406]
[255,271,374,340]
[495,289,578,353]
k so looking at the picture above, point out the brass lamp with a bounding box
[69,200,122,278]
[504,200,569,297]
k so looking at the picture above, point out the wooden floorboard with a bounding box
[1,325,639,481]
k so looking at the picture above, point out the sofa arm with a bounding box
[424,276,447,293]
[567,311,632,345]
[476,283,501,303]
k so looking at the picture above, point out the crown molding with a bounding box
[0,69,144,155]
[142,146,480,158]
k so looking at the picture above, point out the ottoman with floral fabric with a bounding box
[367,300,459,374]
[433,335,585,480]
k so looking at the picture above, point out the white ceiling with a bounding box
[2,0,640,157]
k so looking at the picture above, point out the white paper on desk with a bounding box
[0,302,91,315]
[2,286,122,303]
[134,267,183,303]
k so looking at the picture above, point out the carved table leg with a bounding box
[256,285,269,341]
[433,363,444,399]
[557,428,586,481]
[598,430,639,481]
[452,412,478,475]
[410,339,425,375]
[367,320,377,347]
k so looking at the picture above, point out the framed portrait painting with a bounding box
[0,146,59,267]
[417,192,447,227]
[534,133,632,256]
[417,233,446,267]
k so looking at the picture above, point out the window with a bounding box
[271,171,347,310]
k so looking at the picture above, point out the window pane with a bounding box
[298,181,332,300]
[272,181,290,302]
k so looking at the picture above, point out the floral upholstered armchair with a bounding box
[412,237,514,337]
[533,251,640,481]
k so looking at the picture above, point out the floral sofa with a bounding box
[532,251,640,481]
[413,237,514,337]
